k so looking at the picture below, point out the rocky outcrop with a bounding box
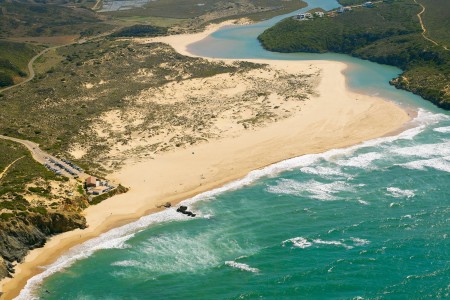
[0,257,9,279]
[0,211,86,279]
[176,205,196,217]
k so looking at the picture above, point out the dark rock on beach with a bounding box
[176,206,196,217]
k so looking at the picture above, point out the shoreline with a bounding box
[0,22,412,300]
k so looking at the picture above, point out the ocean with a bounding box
[19,0,449,299]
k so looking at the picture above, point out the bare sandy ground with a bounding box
[0,22,411,300]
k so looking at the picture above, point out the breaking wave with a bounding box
[267,179,356,201]
[282,237,370,250]
[399,156,450,173]
[386,187,416,198]
[17,109,446,299]
[225,261,260,273]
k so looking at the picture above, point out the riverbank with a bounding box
[0,22,411,300]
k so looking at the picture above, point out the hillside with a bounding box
[0,1,110,38]
[420,0,450,46]
[0,41,40,87]
[0,139,88,279]
[258,0,450,109]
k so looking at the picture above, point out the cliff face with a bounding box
[0,211,86,279]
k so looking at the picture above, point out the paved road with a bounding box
[0,135,87,179]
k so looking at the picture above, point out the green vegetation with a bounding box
[420,0,450,46]
[258,0,450,109]
[110,25,168,37]
[104,0,307,33]
[0,1,112,38]
[0,41,262,173]
[0,41,40,87]
[0,138,88,279]
[0,140,61,198]
[337,0,369,6]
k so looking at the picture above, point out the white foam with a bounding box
[299,166,346,177]
[335,152,383,168]
[282,237,313,249]
[350,237,370,246]
[111,260,140,267]
[312,239,352,249]
[225,261,259,273]
[15,209,190,300]
[386,187,416,198]
[138,234,222,273]
[358,199,370,205]
[390,141,450,158]
[17,109,447,298]
[399,156,450,173]
[282,237,365,250]
[267,179,356,201]
[433,126,450,133]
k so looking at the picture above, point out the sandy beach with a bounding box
[0,22,411,300]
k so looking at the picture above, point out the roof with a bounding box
[86,176,97,184]
[93,186,109,192]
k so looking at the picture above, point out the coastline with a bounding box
[0,22,412,300]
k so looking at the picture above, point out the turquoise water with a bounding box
[20,1,449,299]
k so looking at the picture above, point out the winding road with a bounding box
[0,45,65,93]
[413,0,448,50]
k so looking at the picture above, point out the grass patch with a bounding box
[110,25,168,37]
[0,41,40,87]
[0,140,62,198]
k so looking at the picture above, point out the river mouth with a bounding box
[10,0,450,299]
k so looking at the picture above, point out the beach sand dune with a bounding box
[0,22,410,300]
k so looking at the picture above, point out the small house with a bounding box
[92,186,109,195]
[85,176,97,187]
[337,6,352,13]
[314,11,325,17]
[296,13,306,20]
[304,13,313,18]
[363,1,374,7]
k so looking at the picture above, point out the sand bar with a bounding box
[0,22,411,300]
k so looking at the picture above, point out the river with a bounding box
[18,0,449,299]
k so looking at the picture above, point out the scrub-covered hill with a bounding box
[258,0,450,109]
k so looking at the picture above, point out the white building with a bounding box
[314,11,325,17]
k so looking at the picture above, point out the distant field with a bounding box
[103,0,306,24]
[0,2,112,38]
[7,35,79,46]
[111,15,187,28]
